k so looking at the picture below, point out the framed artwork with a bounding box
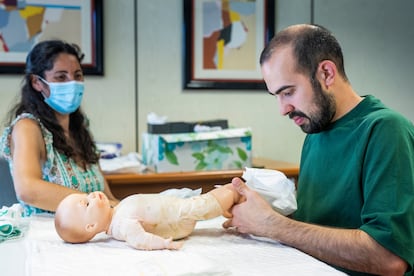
[183,0,275,90]
[0,0,103,75]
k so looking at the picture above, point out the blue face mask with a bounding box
[38,76,84,114]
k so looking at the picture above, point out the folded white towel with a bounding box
[99,152,147,173]
[242,167,297,216]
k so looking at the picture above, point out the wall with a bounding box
[1,0,413,165]
[314,0,414,120]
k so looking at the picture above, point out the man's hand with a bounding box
[222,177,278,236]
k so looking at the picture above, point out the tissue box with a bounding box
[142,128,252,172]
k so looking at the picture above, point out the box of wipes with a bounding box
[142,128,252,173]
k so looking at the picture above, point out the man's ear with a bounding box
[31,74,44,93]
[85,223,97,233]
[316,60,336,89]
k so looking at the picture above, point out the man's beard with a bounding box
[289,80,336,134]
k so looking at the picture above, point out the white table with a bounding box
[0,215,346,276]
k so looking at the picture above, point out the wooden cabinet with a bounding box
[105,158,299,199]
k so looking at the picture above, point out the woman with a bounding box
[0,40,118,215]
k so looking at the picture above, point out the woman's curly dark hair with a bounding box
[5,40,99,165]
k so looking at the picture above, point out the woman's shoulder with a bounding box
[6,113,47,139]
[12,113,41,128]
[1,113,53,158]
[10,113,40,127]
[1,114,34,159]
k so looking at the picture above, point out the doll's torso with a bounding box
[110,193,222,240]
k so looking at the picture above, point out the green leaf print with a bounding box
[165,151,179,165]
[195,161,207,171]
[192,152,204,161]
[233,160,243,169]
[237,147,248,161]
[218,145,233,154]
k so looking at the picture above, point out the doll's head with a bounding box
[55,191,113,243]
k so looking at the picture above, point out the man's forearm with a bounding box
[266,215,407,275]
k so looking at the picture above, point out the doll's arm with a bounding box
[178,185,241,221]
[207,184,243,218]
[114,218,183,250]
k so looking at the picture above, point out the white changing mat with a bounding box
[3,215,346,276]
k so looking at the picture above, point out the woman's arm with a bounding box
[11,118,84,211]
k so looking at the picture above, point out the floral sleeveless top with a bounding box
[0,113,105,215]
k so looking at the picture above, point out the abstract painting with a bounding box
[184,0,274,89]
[0,0,103,75]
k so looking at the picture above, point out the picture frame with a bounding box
[183,0,275,90]
[0,0,103,75]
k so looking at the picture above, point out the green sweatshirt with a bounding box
[294,95,414,276]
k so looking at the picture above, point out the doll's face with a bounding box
[61,191,112,233]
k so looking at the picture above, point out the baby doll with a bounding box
[54,184,242,250]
